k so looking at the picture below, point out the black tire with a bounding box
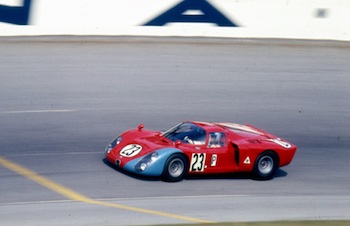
[162,154,188,182]
[252,151,279,180]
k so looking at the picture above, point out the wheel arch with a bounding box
[252,149,280,180]
[167,152,190,172]
[162,152,189,182]
[261,149,280,166]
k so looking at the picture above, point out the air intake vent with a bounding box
[248,139,261,144]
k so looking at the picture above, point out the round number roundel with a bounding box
[120,144,142,157]
[270,139,292,149]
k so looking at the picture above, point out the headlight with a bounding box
[135,152,159,172]
[115,136,122,145]
[140,162,148,171]
[150,152,158,161]
[105,136,122,154]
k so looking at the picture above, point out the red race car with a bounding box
[105,121,297,182]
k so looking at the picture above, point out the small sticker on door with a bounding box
[211,154,217,166]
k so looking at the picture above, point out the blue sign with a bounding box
[144,0,238,27]
[0,0,32,25]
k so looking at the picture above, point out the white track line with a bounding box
[0,195,251,206]
[0,109,76,114]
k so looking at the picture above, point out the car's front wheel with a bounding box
[252,151,279,180]
[162,154,187,182]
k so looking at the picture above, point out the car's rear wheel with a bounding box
[252,151,279,180]
[162,154,187,182]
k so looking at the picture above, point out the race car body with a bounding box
[105,121,297,182]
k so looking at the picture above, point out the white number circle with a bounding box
[120,144,142,157]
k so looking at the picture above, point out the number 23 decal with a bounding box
[190,153,206,172]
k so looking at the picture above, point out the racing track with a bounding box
[0,37,349,226]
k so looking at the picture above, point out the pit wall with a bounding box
[1,0,349,41]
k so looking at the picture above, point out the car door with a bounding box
[203,132,237,173]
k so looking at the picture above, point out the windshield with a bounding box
[162,122,206,145]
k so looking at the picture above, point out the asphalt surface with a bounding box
[0,37,349,226]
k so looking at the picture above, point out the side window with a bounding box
[207,132,227,148]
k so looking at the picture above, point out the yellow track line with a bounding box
[0,156,213,224]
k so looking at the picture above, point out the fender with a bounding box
[123,148,183,176]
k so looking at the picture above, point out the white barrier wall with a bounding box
[0,0,349,41]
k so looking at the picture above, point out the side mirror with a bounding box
[138,124,144,132]
[175,140,181,148]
